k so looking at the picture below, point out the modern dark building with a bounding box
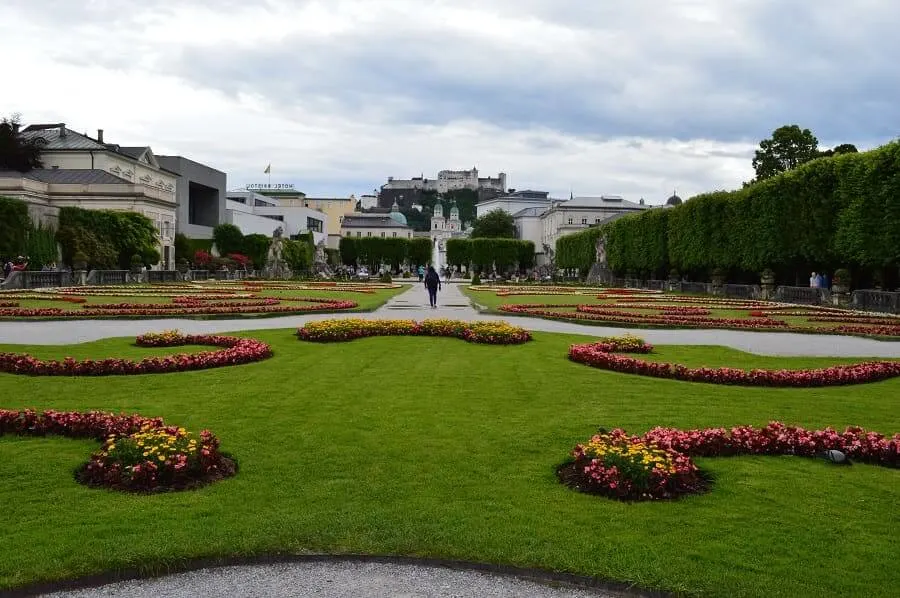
[156,156,227,239]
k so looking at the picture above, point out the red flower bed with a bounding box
[0,332,271,376]
[0,297,356,319]
[83,299,281,309]
[0,301,18,308]
[562,422,899,501]
[297,318,532,345]
[568,337,900,387]
[0,409,234,492]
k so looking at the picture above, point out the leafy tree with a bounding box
[212,223,244,255]
[471,209,515,238]
[0,114,42,172]
[242,233,271,269]
[819,143,859,158]
[752,125,820,181]
[408,237,432,267]
[0,196,30,258]
[339,236,359,266]
[282,239,312,272]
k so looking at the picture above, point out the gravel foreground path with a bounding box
[37,561,634,598]
[2,283,899,357]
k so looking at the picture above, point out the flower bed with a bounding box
[832,325,900,337]
[568,336,900,387]
[0,297,357,319]
[0,302,18,308]
[297,318,532,344]
[560,422,899,501]
[0,332,272,376]
[0,409,235,492]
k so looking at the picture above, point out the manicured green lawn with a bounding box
[1,329,898,597]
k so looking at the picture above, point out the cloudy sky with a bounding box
[3,0,898,203]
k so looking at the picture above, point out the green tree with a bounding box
[408,237,432,266]
[752,125,820,181]
[338,237,359,266]
[471,209,515,238]
[0,196,30,258]
[242,234,271,269]
[819,143,859,158]
[0,114,42,172]
[212,224,244,255]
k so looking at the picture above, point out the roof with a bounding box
[115,147,147,160]
[20,126,106,151]
[341,214,411,229]
[512,207,546,218]
[559,195,647,210]
[0,168,130,184]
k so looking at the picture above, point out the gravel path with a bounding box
[1,283,899,357]
[37,561,629,598]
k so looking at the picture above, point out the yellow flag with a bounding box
[264,164,271,174]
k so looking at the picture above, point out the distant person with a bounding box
[816,273,825,289]
[417,265,425,282]
[3,260,12,278]
[424,266,441,308]
[822,273,830,289]
[810,272,818,288]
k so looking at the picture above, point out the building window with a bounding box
[568,217,573,224]
[408,232,412,238]
[595,218,601,224]
[367,232,372,237]
[306,217,323,233]
[581,218,587,225]
[356,231,361,237]
[380,232,385,238]
[392,232,397,237]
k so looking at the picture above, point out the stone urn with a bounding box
[710,269,726,296]
[831,269,851,306]
[760,269,776,300]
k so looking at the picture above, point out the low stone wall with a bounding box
[774,286,829,305]
[85,270,129,286]
[0,270,73,290]
[722,284,760,300]
[147,270,180,283]
[852,290,900,313]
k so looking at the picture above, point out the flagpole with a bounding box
[268,165,271,188]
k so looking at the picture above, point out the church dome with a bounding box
[666,194,683,206]
[389,210,408,226]
[433,201,444,219]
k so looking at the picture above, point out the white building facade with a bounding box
[475,190,553,219]
[13,124,179,267]
[225,191,327,245]
[541,195,649,259]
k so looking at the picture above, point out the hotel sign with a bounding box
[247,183,295,190]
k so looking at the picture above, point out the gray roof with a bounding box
[512,207,546,218]
[341,214,410,229]
[20,126,106,151]
[0,169,130,184]
[115,146,148,160]
[561,195,647,210]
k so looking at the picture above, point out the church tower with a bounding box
[449,201,460,232]
[432,200,445,230]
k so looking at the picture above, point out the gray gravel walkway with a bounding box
[38,561,625,598]
[1,283,898,356]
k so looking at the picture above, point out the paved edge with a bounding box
[3,554,670,598]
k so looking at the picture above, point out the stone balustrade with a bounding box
[851,290,900,313]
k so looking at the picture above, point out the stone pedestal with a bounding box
[75,270,87,286]
[711,275,725,296]
[831,284,850,307]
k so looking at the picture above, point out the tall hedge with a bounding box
[0,196,30,259]
[555,141,900,286]
[443,238,535,272]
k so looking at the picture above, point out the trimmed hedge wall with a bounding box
[338,236,432,270]
[445,238,535,272]
[556,141,900,286]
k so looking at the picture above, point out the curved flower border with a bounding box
[567,337,900,387]
[562,422,900,501]
[0,332,272,376]
[298,318,532,345]
[0,409,234,492]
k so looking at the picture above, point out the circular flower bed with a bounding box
[297,318,532,344]
[0,331,272,376]
[0,409,234,492]
[560,422,899,501]
[567,335,900,387]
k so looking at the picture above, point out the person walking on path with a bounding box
[424,265,441,308]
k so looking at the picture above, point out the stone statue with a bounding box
[264,230,290,279]
[595,235,608,267]
[312,239,333,278]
